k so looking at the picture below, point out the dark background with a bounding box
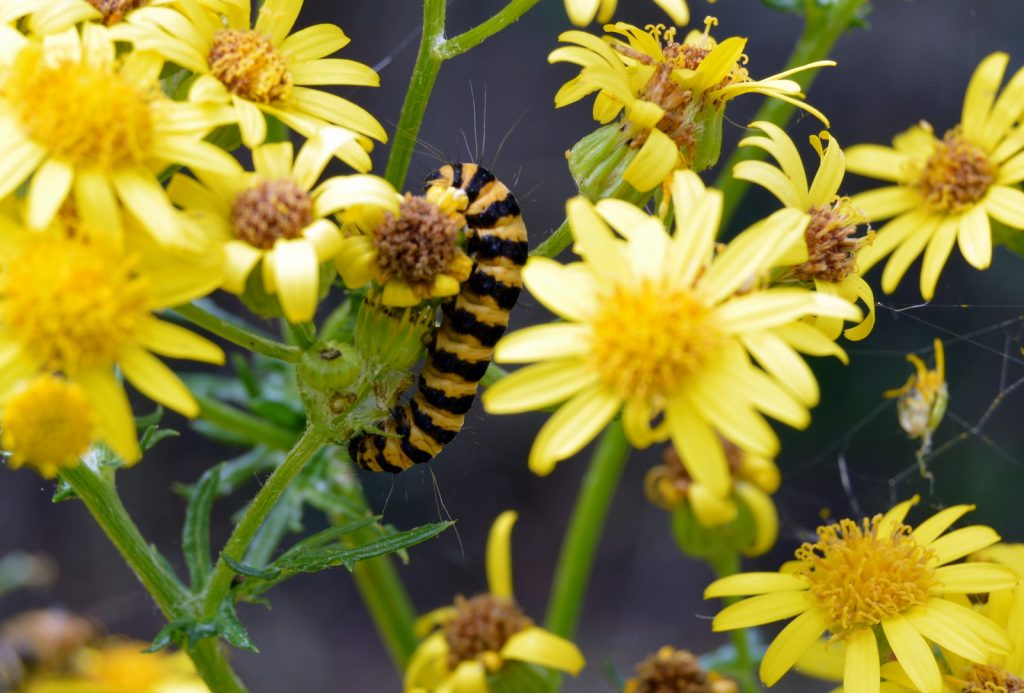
[4,1,1024,691]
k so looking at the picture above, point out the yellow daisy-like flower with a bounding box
[846,52,1024,300]
[482,170,858,495]
[22,639,209,693]
[550,19,833,190]
[334,184,476,307]
[168,132,397,323]
[563,0,688,27]
[405,511,585,692]
[734,121,875,341]
[117,0,386,154]
[0,211,224,464]
[10,0,228,34]
[645,441,780,557]
[624,646,737,693]
[705,496,1017,693]
[0,24,238,246]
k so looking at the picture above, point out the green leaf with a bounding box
[182,466,219,591]
[272,516,381,565]
[221,554,283,581]
[274,521,452,574]
[51,478,78,503]
[217,601,259,652]
[145,605,258,654]
[488,662,552,693]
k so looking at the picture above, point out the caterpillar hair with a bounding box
[349,163,528,473]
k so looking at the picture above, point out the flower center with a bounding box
[3,46,153,170]
[589,282,719,402]
[962,664,1024,693]
[630,646,733,693]
[443,593,533,669]
[373,193,460,291]
[796,516,936,639]
[208,29,293,104]
[1,236,149,373]
[791,201,868,283]
[2,375,95,478]
[916,130,994,212]
[231,179,313,249]
[85,0,148,24]
[645,441,744,510]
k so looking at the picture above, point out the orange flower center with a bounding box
[962,664,1024,693]
[796,516,936,639]
[85,0,148,24]
[373,194,460,291]
[208,30,292,104]
[443,593,532,669]
[791,201,868,284]
[917,130,994,212]
[231,179,313,249]
[2,376,95,478]
[589,281,719,402]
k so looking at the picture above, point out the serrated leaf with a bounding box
[217,601,258,652]
[272,516,381,565]
[139,425,179,452]
[222,554,282,581]
[135,407,165,430]
[274,521,452,574]
[183,467,219,591]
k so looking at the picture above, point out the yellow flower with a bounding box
[168,132,397,323]
[846,52,1024,300]
[624,646,737,693]
[0,210,224,464]
[705,496,1017,693]
[563,0,688,26]
[734,121,875,341]
[550,19,832,190]
[334,184,475,307]
[22,639,209,693]
[884,337,948,447]
[645,442,780,556]
[405,511,585,692]
[482,170,858,495]
[8,0,227,34]
[0,24,238,246]
[117,0,386,153]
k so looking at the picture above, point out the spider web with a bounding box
[780,283,1024,542]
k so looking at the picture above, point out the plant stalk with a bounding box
[174,303,301,363]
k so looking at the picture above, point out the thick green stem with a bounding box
[384,0,446,190]
[61,465,248,693]
[714,0,869,229]
[544,421,630,638]
[195,395,299,451]
[174,303,301,363]
[202,426,325,616]
[384,0,542,190]
[709,552,757,693]
[351,550,419,670]
[531,219,571,259]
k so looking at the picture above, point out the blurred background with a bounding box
[3,0,1024,690]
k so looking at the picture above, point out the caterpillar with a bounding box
[349,163,528,473]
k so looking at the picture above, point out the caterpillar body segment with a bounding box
[349,163,527,473]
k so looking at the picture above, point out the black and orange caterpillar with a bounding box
[349,163,528,472]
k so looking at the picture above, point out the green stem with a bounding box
[351,549,419,670]
[544,421,630,638]
[384,0,446,190]
[531,219,571,259]
[174,303,301,363]
[195,395,299,451]
[714,0,868,229]
[201,426,325,617]
[61,465,248,693]
[439,0,541,58]
[384,0,542,190]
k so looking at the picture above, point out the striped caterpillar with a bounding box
[348,163,528,473]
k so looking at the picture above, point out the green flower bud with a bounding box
[297,341,361,392]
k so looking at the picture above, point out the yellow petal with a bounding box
[741,329,818,407]
[666,394,729,497]
[27,158,73,230]
[881,615,941,693]
[502,626,585,675]
[845,145,914,183]
[910,504,973,546]
[878,495,919,537]
[920,597,1013,654]
[119,345,199,418]
[486,511,517,599]
[233,95,267,148]
[735,481,780,557]
[985,184,1024,229]
[564,0,600,25]
[622,128,679,192]
[279,24,350,63]
[493,324,593,363]
[521,257,600,322]
[843,627,880,693]
[270,239,320,323]
[880,219,938,294]
[75,369,141,464]
[134,317,225,365]
[758,607,829,686]
[902,604,988,663]
[962,52,1009,143]
[932,563,1017,594]
[959,204,994,269]
[688,483,738,527]
[405,632,452,690]
[413,607,457,639]
[704,572,807,599]
[929,525,1001,565]
[919,216,958,300]
[527,384,620,476]
[483,360,596,414]
[443,659,487,693]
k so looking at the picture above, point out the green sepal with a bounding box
[221,554,282,581]
[669,501,756,567]
[488,662,551,693]
[568,124,649,205]
[51,479,78,503]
